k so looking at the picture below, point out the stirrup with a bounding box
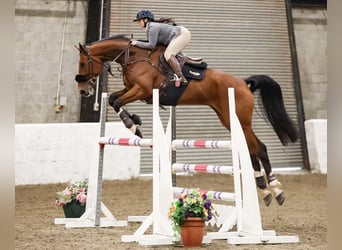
[171,74,186,87]
[171,74,181,87]
[169,74,181,87]
[170,74,180,81]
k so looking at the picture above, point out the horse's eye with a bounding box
[80,62,86,67]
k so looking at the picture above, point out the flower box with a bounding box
[55,179,88,218]
[168,188,219,243]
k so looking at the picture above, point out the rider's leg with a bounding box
[164,27,191,87]
[167,55,185,87]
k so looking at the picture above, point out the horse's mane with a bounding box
[87,33,166,54]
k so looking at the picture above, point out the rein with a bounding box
[112,41,132,65]
[122,49,163,74]
[75,45,109,87]
[76,40,164,87]
[111,38,162,74]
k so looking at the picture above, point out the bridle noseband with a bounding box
[75,45,103,91]
[75,42,132,86]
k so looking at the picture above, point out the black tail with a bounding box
[245,75,299,145]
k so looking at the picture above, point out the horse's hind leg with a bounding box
[255,138,285,205]
[211,99,284,206]
[251,154,273,206]
[242,126,285,206]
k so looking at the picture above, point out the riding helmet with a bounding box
[133,9,155,22]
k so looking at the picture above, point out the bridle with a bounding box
[75,39,163,95]
[75,45,105,93]
[75,43,131,90]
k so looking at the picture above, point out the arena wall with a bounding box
[15,1,327,123]
[292,6,327,172]
[15,0,88,123]
[292,6,327,119]
[305,119,327,174]
[14,1,327,183]
[15,122,140,185]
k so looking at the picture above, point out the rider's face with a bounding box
[138,19,146,28]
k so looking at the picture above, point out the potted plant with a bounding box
[168,188,219,247]
[55,178,88,218]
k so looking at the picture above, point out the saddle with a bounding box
[177,53,204,68]
[157,53,208,106]
[159,53,208,83]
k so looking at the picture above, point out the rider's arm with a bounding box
[135,23,159,49]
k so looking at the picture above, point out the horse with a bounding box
[75,34,299,206]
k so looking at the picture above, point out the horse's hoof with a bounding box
[130,113,142,126]
[255,176,267,189]
[275,191,285,205]
[135,128,143,138]
[263,193,272,207]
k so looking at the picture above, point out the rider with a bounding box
[130,9,191,87]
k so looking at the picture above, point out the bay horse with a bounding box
[75,34,299,206]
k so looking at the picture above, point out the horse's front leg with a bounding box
[108,86,147,138]
[109,88,128,102]
[117,107,143,137]
[109,88,142,128]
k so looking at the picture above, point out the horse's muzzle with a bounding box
[79,85,94,97]
[79,90,89,97]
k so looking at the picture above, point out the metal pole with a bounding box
[93,0,105,111]
[95,92,107,225]
[55,0,71,112]
[171,106,177,186]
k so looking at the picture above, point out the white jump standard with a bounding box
[122,88,299,246]
[170,88,299,245]
[55,88,299,245]
[54,93,127,228]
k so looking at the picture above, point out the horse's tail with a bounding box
[245,74,299,145]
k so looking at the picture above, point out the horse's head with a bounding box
[75,43,104,97]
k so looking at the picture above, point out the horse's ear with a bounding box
[74,44,80,51]
[77,43,87,54]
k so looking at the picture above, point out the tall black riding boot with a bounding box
[167,55,187,87]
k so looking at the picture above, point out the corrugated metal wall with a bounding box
[107,0,304,174]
